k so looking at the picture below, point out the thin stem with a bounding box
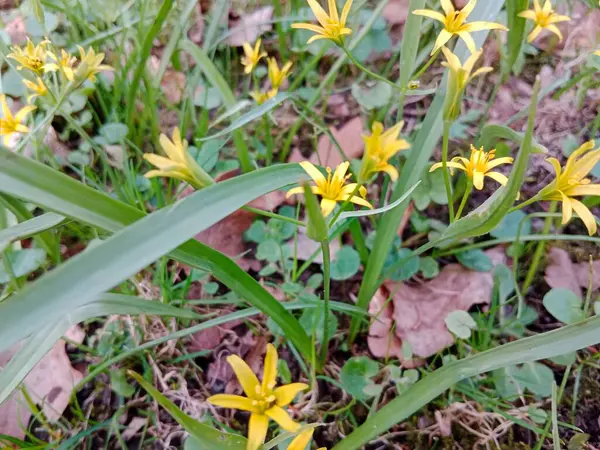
[509,194,542,214]
[263,115,274,166]
[454,180,473,220]
[320,240,332,368]
[243,206,305,227]
[442,120,455,222]
[522,201,558,292]
[342,47,398,90]
[410,49,440,83]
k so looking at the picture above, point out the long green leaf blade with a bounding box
[0,213,64,252]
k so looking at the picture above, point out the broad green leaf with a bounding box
[333,313,600,450]
[419,256,439,279]
[0,294,201,404]
[543,288,585,325]
[340,356,380,401]
[130,371,247,450]
[99,123,129,143]
[490,210,531,239]
[478,124,547,155]
[351,81,392,110]
[195,93,291,142]
[0,248,46,283]
[0,149,312,360]
[0,213,64,253]
[456,249,493,272]
[506,0,529,75]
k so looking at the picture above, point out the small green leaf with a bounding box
[445,311,477,339]
[0,248,47,283]
[389,248,419,281]
[99,123,129,143]
[351,81,392,110]
[568,433,590,450]
[277,359,292,385]
[543,288,585,325]
[549,352,576,366]
[340,356,380,401]
[490,210,531,239]
[203,282,219,295]
[245,221,267,244]
[306,273,323,290]
[514,362,554,398]
[110,369,135,397]
[456,249,493,272]
[256,240,283,263]
[419,256,439,279]
[330,246,361,281]
[299,308,338,344]
[528,406,548,424]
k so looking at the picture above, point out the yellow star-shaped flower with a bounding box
[287,161,373,217]
[7,38,50,75]
[430,145,513,190]
[45,49,78,81]
[359,120,411,182]
[540,141,600,236]
[292,0,353,45]
[519,0,570,42]
[241,39,267,75]
[23,77,48,103]
[207,344,308,450]
[75,46,112,82]
[413,0,508,54]
[0,95,36,146]
[268,58,293,91]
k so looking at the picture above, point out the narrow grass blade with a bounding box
[506,0,528,75]
[333,314,600,450]
[129,371,247,450]
[181,40,252,172]
[350,0,507,342]
[0,213,64,253]
[196,93,291,142]
[0,150,311,360]
[0,294,201,404]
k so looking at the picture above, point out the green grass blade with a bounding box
[349,0,507,342]
[478,124,548,154]
[125,0,174,125]
[333,314,600,450]
[0,213,64,253]
[196,93,291,142]
[0,149,311,359]
[506,0,528,75]
[0,294,201,404]
[181,40,252,172]
[129,371,247,450]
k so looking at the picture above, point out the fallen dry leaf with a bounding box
[227,6,273,47]
[383,0,409,26]
[188,317,242,352]
[122,417,148,441]
[161,70,187,104]
[368,248,506,361]
[314,117,365,167]
[6,16,26,45]
[0,326,84,439]
[544,247,600,298]
[188,4,204,44]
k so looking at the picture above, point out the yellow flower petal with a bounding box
[274,383,309,407]
[545,24,563,41]
[300,161,327,185]
[473,171,484,190]
[457,31,477,54]
[248,413,269,450]
[560,192,573,225]
[262,343,278,392]
[287,429,315,450]
[227,354,260,397]
[265,405,300,432]
[412,9,446,23]
[306,0,331,28]
[206,394,259,413]
[320,198,337,217]
[440,0,455,15]
[566,184,600,197]
[340,0,353,27]
[570,198,597,235]
[432,29,453,54]
[486,171,508,186]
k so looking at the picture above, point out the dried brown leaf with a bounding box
[544,248,600,298]
[6,16,26,45]
[227,6,273,47]
[161,71,186,104]
[383,0,409,26]
[314,116,364,167]
[0,326,84,439]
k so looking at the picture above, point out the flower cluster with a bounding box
[241,40,293,105]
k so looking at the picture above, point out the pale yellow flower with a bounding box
[539,141,600,236]
[288,429,326,450]
[413,0,508,54]
[75,46,111,82]
[207,344,308,450]
[23,77,48,103]
[250,89,277,105]
[241,39,267,75]
[143,127,213,189]
[45,49,78,81]
[441,47,492,121]
[430,145,513,190]
[7,38,49,75]
[287,161,373,217]
[268,58,293,91]
[519,0,570,42]
[594,50,600,56]
[0,95,36,146]
[292,0,353,45]
[359,121,411,182]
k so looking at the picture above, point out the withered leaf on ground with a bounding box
[0,327,84,439]
[368,248,506,362]
[227,6,273,47]
[383,0,409,26]
[544,247,600,299]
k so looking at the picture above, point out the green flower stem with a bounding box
[508,194,542,213]
[243,206,305,227]
[522,201,558,293]
[263,115,274,166]
[410,49,441,83]
[454,179,473,221]
[341,47,399,90]
[442,120,455,222]
[320,240,332,368]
